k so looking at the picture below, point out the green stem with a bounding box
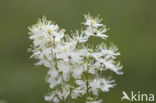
[54,54,65,102]
[52,38,65,103]
[85,56,90,101]
[68,58,72,103]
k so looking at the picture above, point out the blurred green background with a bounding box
[0,0,156,103]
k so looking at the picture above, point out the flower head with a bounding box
[28,14,123,103]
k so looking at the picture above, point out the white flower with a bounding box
[48,76,62,89]
[48,68,59,79]
[82,14,108,39]
[58,85,70,99]
[45,92,60,102]
[76,80,87,95]
[44,94,54,101]
[89,78,115,95]
[29,17,64,48]
[104,60,123,75]
[70,31,89,43]
[73,65,84,79]
[89,79,101,95]
[46,69,62,89]
[99,44,120,59]
[94,27,108,39]
[83,14,103,27]
[54,42,82,64]
[93,44,123,75]
[71,89,80,99]
[93,62,105,71]
[32,47,54,68]
[99,79,115,92]
[85,26,108,39]
[80,48,92,58]
[57,61,70,81]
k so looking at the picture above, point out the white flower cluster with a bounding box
[28,14,123,103]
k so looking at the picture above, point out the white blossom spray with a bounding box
[28,14,123,103]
